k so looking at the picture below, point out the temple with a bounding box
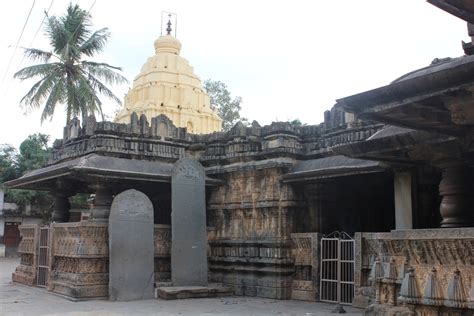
[114,23,222,134]
[4,2,474,314]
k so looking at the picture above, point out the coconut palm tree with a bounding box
[14,3,127,123]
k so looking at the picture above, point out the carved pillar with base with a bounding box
[89,184,113,222]
[438,163,473,228]
[51,191,71,223]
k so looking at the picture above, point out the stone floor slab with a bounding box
[156,284,234,300]
[1,258,363,315]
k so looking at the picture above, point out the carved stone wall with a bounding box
[47,223,173,298]
[51,110,382,168]
[154,224,171,282]
[207,167,299,299]
[290,233,320,301]
[359,228,474,315]
[12,111,385,301]
[48,222,109,299]
[52,113,188,164]
[12,225,39,286]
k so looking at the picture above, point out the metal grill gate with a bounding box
[320,231,355,305]
[37,226,50,287]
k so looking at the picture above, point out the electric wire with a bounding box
[4,0,55,96]
[16,0,55,71]
[1,0,36,86]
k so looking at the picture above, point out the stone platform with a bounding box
[156,284,233,300]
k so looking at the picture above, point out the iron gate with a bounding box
[320,231,355,305]
[37,226,50,287]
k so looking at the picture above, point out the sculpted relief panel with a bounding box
[360,229,474,314]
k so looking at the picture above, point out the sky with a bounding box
[0,0,469,148]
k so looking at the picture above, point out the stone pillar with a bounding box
[394,171,413,230]
[52,191,71,223]
[90,184,113,222]
[439,163,473,228]
[171,157,208,286]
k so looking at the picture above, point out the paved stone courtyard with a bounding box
[0,258,363,316]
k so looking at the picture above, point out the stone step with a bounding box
[155,283,234,300]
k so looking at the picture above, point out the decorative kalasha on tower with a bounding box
[114,16,222,134]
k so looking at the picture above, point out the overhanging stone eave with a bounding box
[71,166,171,183]
[332,129,457,162]
[5,153,223,190]
[427,0,474,23]
[3,155,85,189]
[281,155,388,183]
[281,165,386,183]
[335,56,474,115]
[4,169,73,190]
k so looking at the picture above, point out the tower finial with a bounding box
[166,14,172,35]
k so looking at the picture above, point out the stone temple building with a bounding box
[5,2,474,314]
[114,33,222,134]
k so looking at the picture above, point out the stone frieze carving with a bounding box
[360,228,474,314]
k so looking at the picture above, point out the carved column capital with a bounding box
[89,184,113,222]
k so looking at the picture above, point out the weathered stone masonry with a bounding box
[9,107,388,301]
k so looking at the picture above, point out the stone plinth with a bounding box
[12,224,39,286]
[48,222,109,300]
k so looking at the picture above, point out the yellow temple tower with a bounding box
[114,24,222,134]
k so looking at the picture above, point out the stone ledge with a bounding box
[48,281,108,300]
[12,272,35,286]
[291,289,317,301]
[156,284,233,300]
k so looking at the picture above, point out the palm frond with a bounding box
[19,70,62,111]
[41,80,65,122]
[75,73,103,118]
[87,73,122,105]
[62,4,91,49]
[14,63,61,80]
[81,61,128,85]
[80,28,110,57]
[22,48,53,63]
[45,16,67,55]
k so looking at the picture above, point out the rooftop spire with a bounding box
[166,14,172,35]
[161,11,177,37]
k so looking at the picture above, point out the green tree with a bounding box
[3,134,52,209]
[0,144,19,184]
[14,3,128,123]
[203,79,247,132]
[288,119,306,126]
[17,133,50,174]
